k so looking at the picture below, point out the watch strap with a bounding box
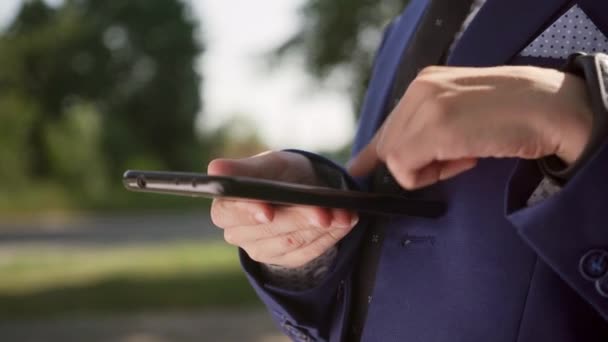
[539,53,608,182]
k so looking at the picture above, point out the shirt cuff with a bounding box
[526,177,563,206]
[258,150,350,292]
[260,247,339,291]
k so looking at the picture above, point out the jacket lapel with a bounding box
[352,0,429,156]
[353,0,597,156]
[448,0,572,66]
[578,0,608,36]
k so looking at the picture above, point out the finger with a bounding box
[391,158,478,190]
[381,96,454,189]
[210,199,274,229]
[243,227,350,265]
[347,73,439,178]
[207,151,287,179]
[269,228,351,268]
[222,205,343,244]
[330,208,357,229]
[208,151,320,186]
[348,133,382,177]
[385,141,435,190]
[281,205,334,229]
[438,158,478,181]
[241,228,326,261]
[376,76,437,155]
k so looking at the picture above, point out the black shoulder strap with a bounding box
[348,0,476,340]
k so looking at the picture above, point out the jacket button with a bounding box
[596,276,608,298]
[282,321,311,341]
[580,249,608,280]
[336,280,345,300]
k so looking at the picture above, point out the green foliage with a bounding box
[0,242,260,318]
[72,0,204,174]
[0,0,205,210]
[0,0,202,191]
[275,0,410,112]
[44,103,108,199]
[0,91,36,188]
[204,115,268,159]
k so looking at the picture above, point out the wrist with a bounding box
[554,73,593,165]
[540,53,608,182]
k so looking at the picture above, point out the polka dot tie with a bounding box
[521,5,608,59]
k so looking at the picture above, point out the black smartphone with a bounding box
[123,170,446,218]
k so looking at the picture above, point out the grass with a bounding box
[0,241,262,319]
[0,183,210,218]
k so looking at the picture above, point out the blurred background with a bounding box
[0,0,407,341]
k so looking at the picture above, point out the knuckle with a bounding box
[403,175,419,189]
[436,130,460,160]
[291,208,320,231]
[210,200,225,227]
[418,65,442,76]
[385,150,404,172]
[398,172,418,189]
[376,136,398,164]
[386,156,416,189]
[376,137,389,160]
[207,159,222,174]
[223,230,238,245]
[246,248,263,263]
[411,74,439,93]
[515,142,544,159]
[419,98,458,140]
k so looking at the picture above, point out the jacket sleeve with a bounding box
[237,17,400,341]
[239,151,368,342]
[505,53,608,321]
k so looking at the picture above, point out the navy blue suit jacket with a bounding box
[241,0,608,340]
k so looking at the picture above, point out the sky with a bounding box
[0,0,356,153]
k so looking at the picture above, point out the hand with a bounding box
[348,65,593,189]
[208,151,358,268]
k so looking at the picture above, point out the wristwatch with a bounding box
[539,52,608,183]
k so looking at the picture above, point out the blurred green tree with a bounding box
[0,90,37,189]
[274,0,409,114]
[205,115,269,159]
[0,0,203,191]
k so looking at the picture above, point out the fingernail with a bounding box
[255,211,270,224]
[333,220,350,229]
[350,215,359,227]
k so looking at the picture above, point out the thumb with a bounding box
[207,151,287,179]
[347,135,381,177]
